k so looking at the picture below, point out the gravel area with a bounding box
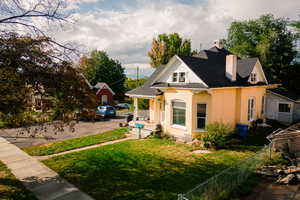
[0,117,126,148]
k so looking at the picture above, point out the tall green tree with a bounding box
[148,33,192,68]
[0,33,97,122]
[226,14,298,82]
[80,51,126,95]
[124,77,148,91]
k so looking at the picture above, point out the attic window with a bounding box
[172,73,178,82]
[179,72,185,82]
[250,73,257,82]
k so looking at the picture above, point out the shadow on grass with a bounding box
[0,162,38,200]
[43,140,249,200]
[224,124,287,153]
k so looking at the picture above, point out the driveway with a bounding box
[0,117,127,148]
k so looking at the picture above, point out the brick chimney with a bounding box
[213,39,225,49]
[226,54,237,81]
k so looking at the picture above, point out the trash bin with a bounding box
[236,123,249,138]
[126,114,133,123]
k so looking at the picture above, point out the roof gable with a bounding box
[94,82,115,95]
[152,55,208,87]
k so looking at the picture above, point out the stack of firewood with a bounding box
[257,165,300,184]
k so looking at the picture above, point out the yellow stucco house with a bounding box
[126,42,275,141]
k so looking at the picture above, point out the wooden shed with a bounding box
[93,82,115,105]
[267,123,300,158]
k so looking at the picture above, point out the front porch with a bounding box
[129,96,163,138]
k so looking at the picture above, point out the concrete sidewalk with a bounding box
[0,137,94,200]
[35,137,133,160]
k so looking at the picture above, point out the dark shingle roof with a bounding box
[152,82,207,89]
[268,88,300,102]
[237,58,258,78]
[178,47,265,88]
[126,47,267,97]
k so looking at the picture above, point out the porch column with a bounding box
[133,97,138,121]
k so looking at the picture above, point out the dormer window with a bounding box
[172,73,178,82]
[179,72,185,82]
[250,73,256,82]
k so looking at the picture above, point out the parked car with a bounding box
[75,108,103,121]
[114,103,131,110]
[96,105,116,118]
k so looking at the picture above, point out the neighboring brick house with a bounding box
[93,82,115,105]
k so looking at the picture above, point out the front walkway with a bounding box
[35,137,133,160]
[0,137,94,200]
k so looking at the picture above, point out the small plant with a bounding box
[262,151,290,167]
[197,122,233,149]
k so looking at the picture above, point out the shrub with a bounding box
[0,111,51,128]
[198,122,233,149]
[262,151,290,167]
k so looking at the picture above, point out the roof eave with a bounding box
[125,93,157,99]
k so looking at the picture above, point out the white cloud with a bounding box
[52,0,300,77]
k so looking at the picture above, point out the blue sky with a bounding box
[57,0,300,78]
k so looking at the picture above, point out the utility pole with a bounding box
[136,66,139,87]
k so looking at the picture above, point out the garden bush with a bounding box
[0,111,51,128]
[198,122,233,149]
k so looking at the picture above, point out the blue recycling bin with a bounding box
[135,123,145,139]
[236,123,249,138]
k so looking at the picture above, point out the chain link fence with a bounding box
[178,145,270,200]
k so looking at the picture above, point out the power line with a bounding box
[136,66,139,87]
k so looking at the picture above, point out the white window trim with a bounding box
[195,129,208,132]
[171,99,186,128]
[172,72,178,82]
[172,72,187,83]
[171,124,187,131]
[178,72,186,83]
[196,102,208,130]
[277,102,293,113]
[250,73,257,83]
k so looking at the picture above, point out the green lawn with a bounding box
[0,162,37,200]
[43,138,256,200]
[23,127,129,156]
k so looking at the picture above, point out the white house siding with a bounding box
[293,103,300,122]
[248,62,267,84]
[158,57,207,86]
[266,92,295,124]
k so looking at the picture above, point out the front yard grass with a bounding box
[43,138,256,200]
[0,161,37,200]
[23,127,129,156]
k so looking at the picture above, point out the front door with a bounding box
[101,95,108,104]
